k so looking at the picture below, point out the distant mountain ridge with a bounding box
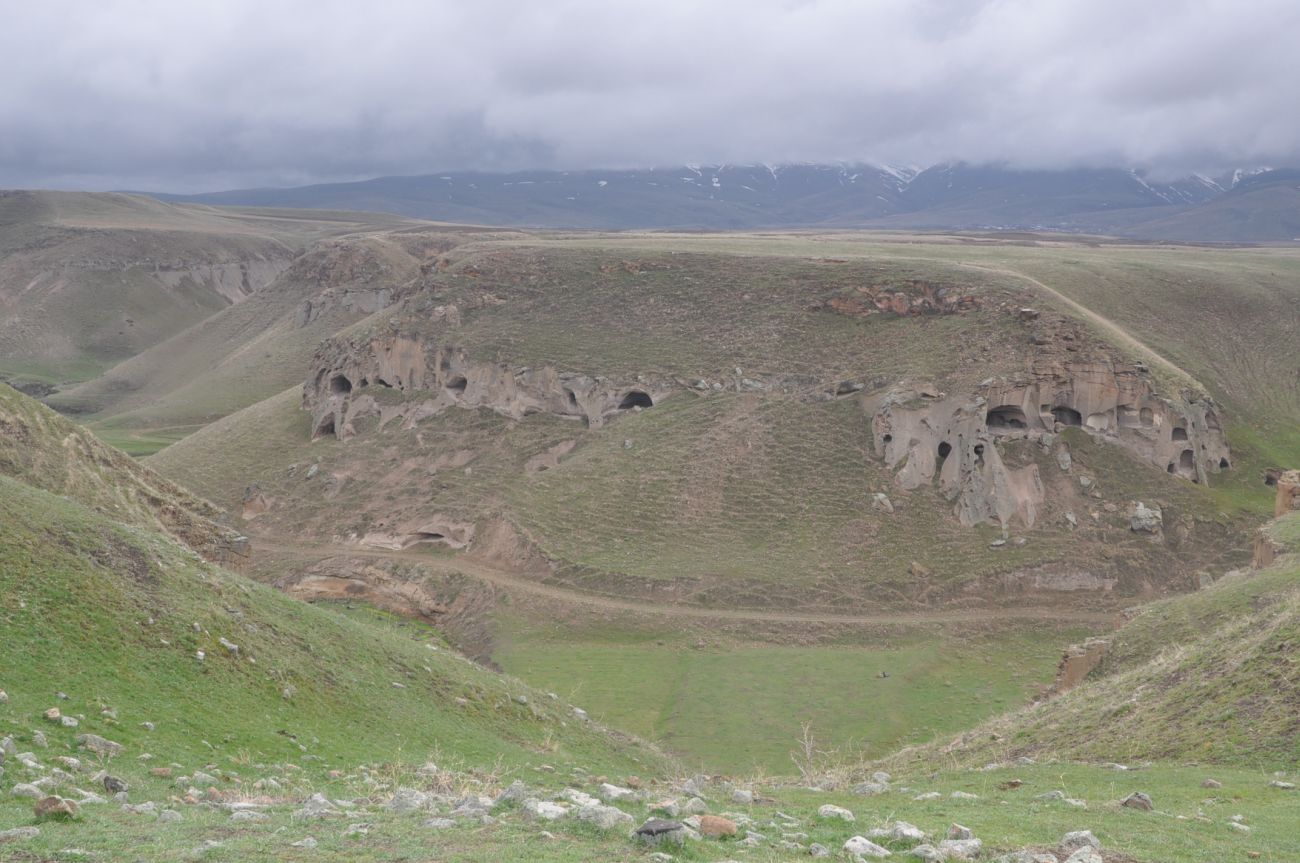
[149,163,1300,241]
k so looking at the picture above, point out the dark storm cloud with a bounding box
[1,0,1297,190]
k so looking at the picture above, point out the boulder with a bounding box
[817,803,855,821]
[385,787,429,813]
[1121,791,1153,811]
[938,838,983,860]
[844,835,892,858]
[697,814,738,837]
[0,827,40,843]
[1129,502,1163,533]
[75,734,124,757]
[634,818,688,846]
[521,799,568,820]
[35,795,79,821]
[1060,830,1100,850]
[574,802,633,830]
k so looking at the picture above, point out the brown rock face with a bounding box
[698,815,739,837]
[1047,638,1110,696]
[1275,470,1300,517]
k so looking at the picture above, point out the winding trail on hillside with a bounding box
[254,535,1117,626]
[960,263,1203,389]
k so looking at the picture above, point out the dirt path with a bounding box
[960,263,1202,388]
[254,535,1117,627]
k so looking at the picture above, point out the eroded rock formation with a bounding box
[303,332,673,441]
[869,314,1230,529]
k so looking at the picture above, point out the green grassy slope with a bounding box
[884,513,1300,770]
[0,475,663,776]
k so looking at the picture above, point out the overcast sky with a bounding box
[1,0,1297,192]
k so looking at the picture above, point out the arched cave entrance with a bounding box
[446,376,468,395]
[1051,407,1083,427]
[329,374,353,395]
[1172,426,1188,441]
[314,415,336,438]
[619,390,654,410]
[986,405,1029,431]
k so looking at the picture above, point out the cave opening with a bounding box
[329,374,353,395]
[935,441,952,474]
[1172,426,1188,441]
[1117,404,1139,427]
[973,443,985,467]
[1139,407,1154,427]
[566,389,579,408]
[986,405,1029,431]
[1180,449,1195,471]
[446,376,468,394]
[1219,457,1230,470]
[314,415,336,438]
[619,390,654,410]
[402,531,446,549]
[1051,407,1083,427]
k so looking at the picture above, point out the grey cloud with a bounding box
[0,0,1297,191]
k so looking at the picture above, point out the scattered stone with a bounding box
[1200,778,1222,789]
[912,791,941,801]
[35,795,79,821]
[938,838,983,860]
[44,707,62,722]
[75,734,123,757]
[908,845,944,863]
[873,493,895,513]
[854,781,890,796]
[572,707,588,720]
[1063,848,1102,863]
[33,731,48,748]
[697,814,738,837]
[522,799,568,820]
[1129,501,1163,533]
[218,638,239,656]
[950,790,979,800]
[1121,791,1153,811]
[1060,830,1100,850]
[60,716,79,728]
[290,837,317,849]
[385,787,428,813]
[731,788,754,805]
[230,810,269,823]
[192,771,218,787]
[993,853,1058,863]
[0,827,40,843]
[948,824,974,840]
[598,782,636,802]
[1268,780,1296,789]
[844,835,892,858]
[1034,790,1066,802]
[12,783,42,798]
[160,809,183,823]
[343,823,371,837]
[295,793,337,819]
[817,803,855,821]
[1228,821,1251,833]
[869,821,926,843]
[809,842,831,857]
[575,802,634,830]
[0,690,7,703]
[634,818,688,846]
[1057,448,1072,472]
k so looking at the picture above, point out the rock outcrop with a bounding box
[1274,469,1300,517]
[870,331,1230,528]
[303,333,672,441]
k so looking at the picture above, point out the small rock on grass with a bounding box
[844,835,892,858]
[35,796,79,821]
[1120,791,1153,811]
[1061,831,1100,850]
[697,814,738,837]
[817,803,855,821]
[0,827,40,842]
[1064,848,1103,863]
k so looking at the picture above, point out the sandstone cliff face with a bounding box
[303,330,673,441]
